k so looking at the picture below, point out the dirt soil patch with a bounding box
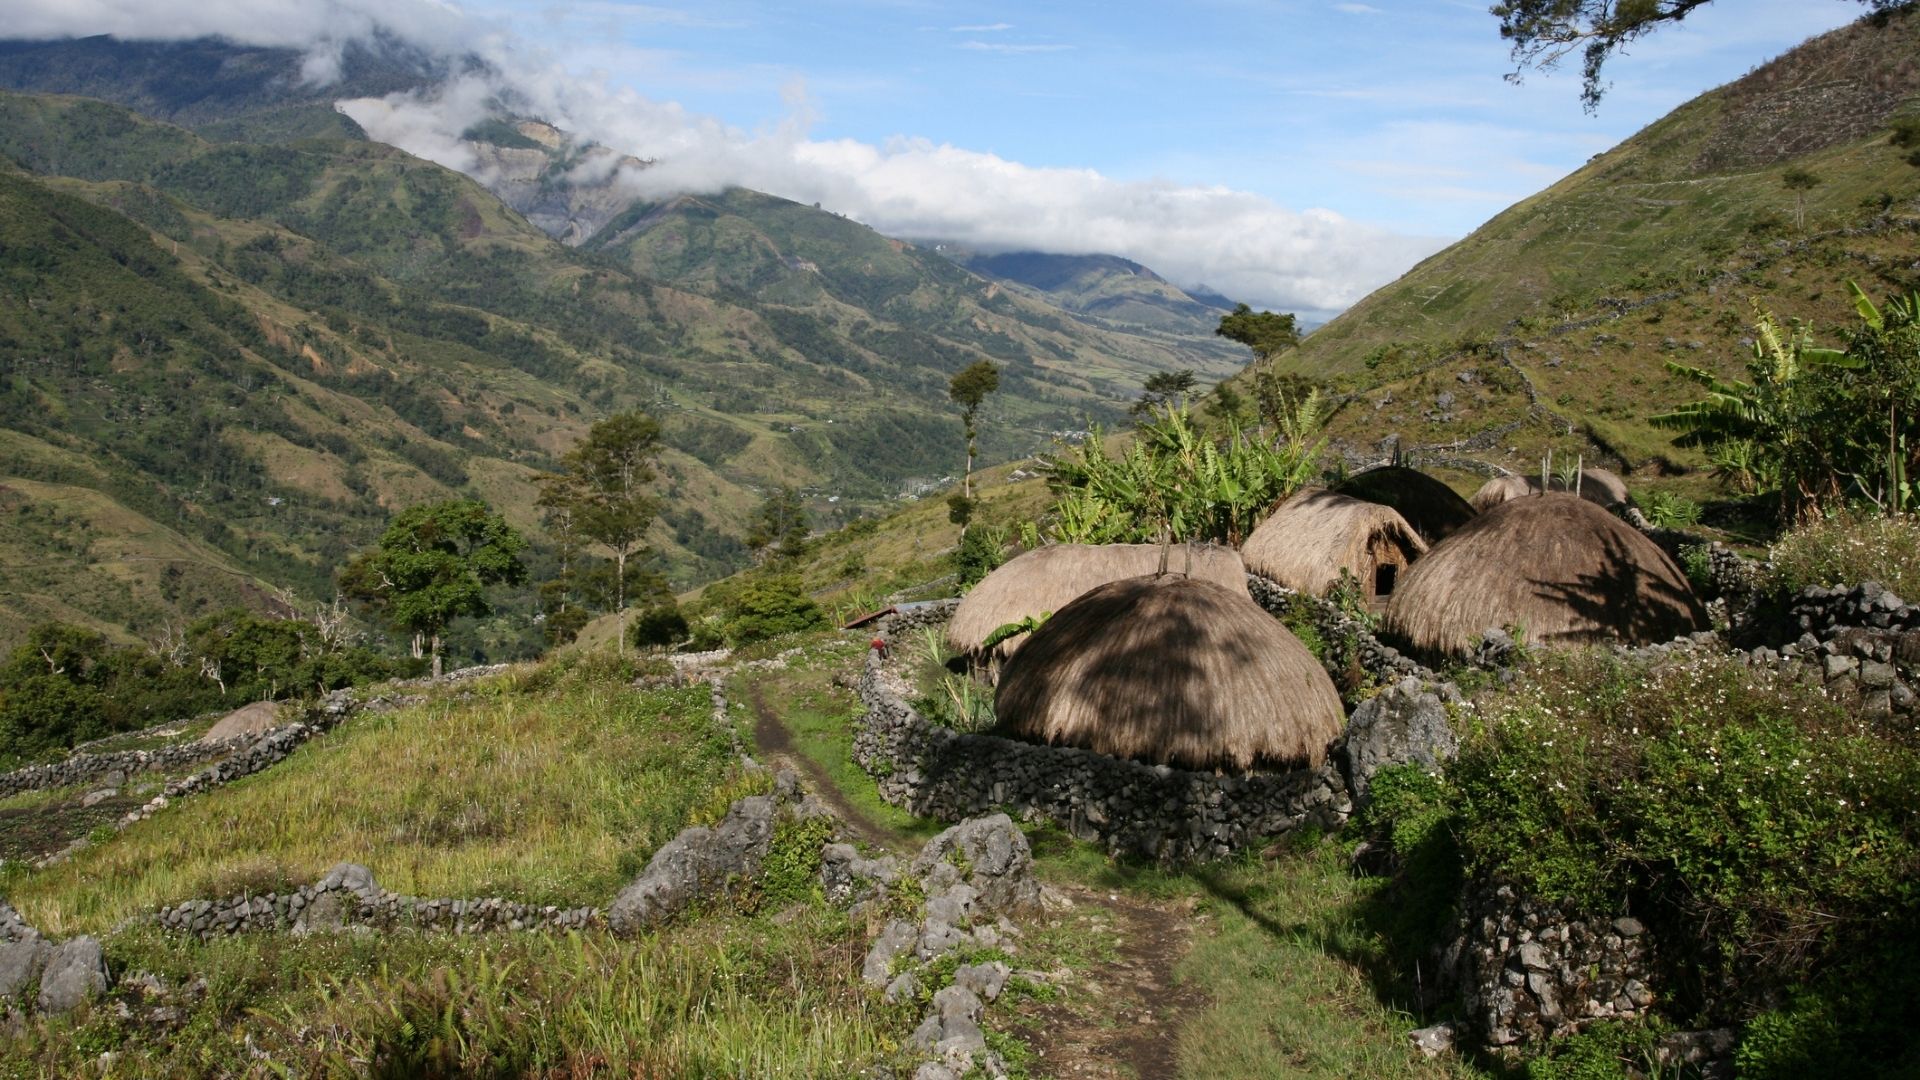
[0,793,143,864]
[747,680,912,856]
[1013,885,1208,1080]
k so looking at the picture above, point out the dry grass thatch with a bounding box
[1241,488,1427,602]
[946,543,1246,658]
[1332,466,1477,545]
[1384,493,1707,658]
[1469,468,1630,511]
[994,575,1344,771]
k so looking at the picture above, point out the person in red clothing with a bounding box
[870,635,889,660]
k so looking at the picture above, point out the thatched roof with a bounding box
[1384,493,1706,658]
[994,575,1344,771]
[1241,487,1427,598]
[1332,466,1477,545]
[1469,468,1630,511]
[946,543,1247,658]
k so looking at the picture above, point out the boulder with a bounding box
[909,814,1040,918]
[608,793,779,935]
[37,936,109,1014]
[1340,677,1458,807]
[0,937,51,998]
[200,700,283,744]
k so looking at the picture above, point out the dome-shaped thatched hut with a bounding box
[946,543,1246,661]
[994,575,1344,771]
[1384,493,1706,658]
[1331,466,1477,546]
[1469,468,1630,512]
[1242,488,1427,606]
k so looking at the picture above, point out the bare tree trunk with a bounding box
[432,634,443,680]
[615,548,627,655]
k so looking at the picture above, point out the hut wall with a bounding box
[852,654,1352,863]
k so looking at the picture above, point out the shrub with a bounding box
[721,575,825,645]
[628,603,690,651]
[1640,489,1702,529]
[1448,651,1920,1018]
[1763,508,1920,600]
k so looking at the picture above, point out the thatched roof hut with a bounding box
[1384,493,1706,658]
[994,575,1344,771]
[1469,468,1630,512]
[1241,487,1427,605]
[1332,466,1477,546]
[946,543,1246,660]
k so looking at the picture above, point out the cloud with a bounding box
[956,40,1074,54]
[1332,3,1382,14]
[948,22,1013,32]
[8,0,1445,316]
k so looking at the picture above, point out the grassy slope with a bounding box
[1249,8,1920,478]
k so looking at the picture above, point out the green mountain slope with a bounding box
[1256,8,1920,476]
[953,249,1237,339]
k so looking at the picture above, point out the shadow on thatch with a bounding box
[994,575,1343,772]
[1332,466,1478,546]
[1385,494,1706,659]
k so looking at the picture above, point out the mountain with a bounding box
[1248,6,1920,476]
[937,248,1240,341]
[0,42,1231,649]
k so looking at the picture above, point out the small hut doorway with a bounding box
[1374,563,1398,597]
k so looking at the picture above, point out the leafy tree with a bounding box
[1493,0,1901,111]
[1131,369,1198,417]
[747,486,811,564]
[1782,168,1821,231]
[1215,304,1300,361]
[1892,115,1920,166]
[948,361,1001,502]
[545,412,663,654]
[340,499,527,677]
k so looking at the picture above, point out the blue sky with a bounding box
[480,0,1862,236]
[11,0,1870,315]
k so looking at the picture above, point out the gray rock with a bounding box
[317,862,380,899]
[80,788,119,808]
[0,937,51,997]
[820,843,898,907]
[864,919,919,987]
[1408,1021,1456,1059]
[38,937,108,1014]
[910,815,1041,918]
[914,1064,962,1080]
[885,971,921,1004]
[954,961,1010,1002]
[1341,677,1457,807]
[607,793,779,935]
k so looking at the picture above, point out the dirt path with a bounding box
[743,668,1206,1077]
[744,679,913,856]
[1015,886,1208,1080]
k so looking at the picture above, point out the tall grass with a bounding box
[5,671,738,934]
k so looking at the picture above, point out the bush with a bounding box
[1763,508,1920,600]
[1640,489,1702,529]
[628,604,690,651]
[721,575,825,645]
[1448,651,1920,1018]
[953,525,1008,589]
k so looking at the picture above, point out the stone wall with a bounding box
[852,653,1350,863]
[1441,882,1655,1049]
[1726,581,1919,723]
[1244,575,1431,687]
[0,732,267,802]
[150,862,599,939]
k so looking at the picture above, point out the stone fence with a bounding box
[150,862,600,940]
[0,732,268,802]
[852,650,1350,863]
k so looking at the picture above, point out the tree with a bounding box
[340,499,527,677]
[747,486,811,564]
[1782,168,1822,231]
[1493,0,1902,111]
[948,361,1001,503]
[1215,304,1301,361]
[1131,369,1198,417]
[547,412,663,654]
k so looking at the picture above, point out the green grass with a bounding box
[1,909,905,1078]
[3,667,739,935]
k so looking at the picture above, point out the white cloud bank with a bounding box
[8,0,1446,317]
